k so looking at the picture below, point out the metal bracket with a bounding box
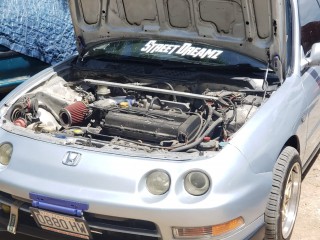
[7,200,23,234]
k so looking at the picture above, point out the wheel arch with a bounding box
[284,135,300,154]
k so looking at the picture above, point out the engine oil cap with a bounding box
[119,102,129,108]
[73,129,84,136]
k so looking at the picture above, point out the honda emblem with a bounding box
[62,152,81,166]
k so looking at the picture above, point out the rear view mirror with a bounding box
[301,43,320,69]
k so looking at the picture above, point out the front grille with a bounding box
[84,212,160,240]
[0,192,161,240]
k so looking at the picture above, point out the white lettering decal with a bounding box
[182,47,196,56]
[159,44,170,53]
[211,50,223,59]
[191,47,201,57]
[176,43,192,55]
[200,49,217,59]
[168,45,180,54]
[141,40,156,52]
[140,40,224,60]
[150,44,163,53]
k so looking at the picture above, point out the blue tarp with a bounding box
[0,0,77,64]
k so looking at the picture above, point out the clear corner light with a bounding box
[172,217,245,239]
[146,170,170,195]
[0,142,13,166]
[184,171,210,196]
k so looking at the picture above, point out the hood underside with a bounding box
[69,0,285,62]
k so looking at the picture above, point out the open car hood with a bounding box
[69,0,287,63]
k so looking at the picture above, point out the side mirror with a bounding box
[301,43,320,69]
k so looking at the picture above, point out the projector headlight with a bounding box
[184,171,210,196]
[0,142,13,166]
[146,170,170,195]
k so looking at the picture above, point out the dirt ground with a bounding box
[1,156,319,240]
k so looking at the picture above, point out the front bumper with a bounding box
[0,127,271,240]
[245,225,265,240]
[0,192,265,240]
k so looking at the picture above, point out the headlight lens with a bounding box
[146,170,170,195]
[184,171,210,196]
[0,143,13,166]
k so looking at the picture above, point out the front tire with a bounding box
[265,146,302,240]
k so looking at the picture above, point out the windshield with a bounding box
[83,39,265,68]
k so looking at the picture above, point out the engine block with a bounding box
[102,108,201,143]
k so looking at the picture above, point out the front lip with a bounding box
[245,224,265,240]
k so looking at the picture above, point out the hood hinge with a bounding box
[77,36,86,57]
[273,55,284,85]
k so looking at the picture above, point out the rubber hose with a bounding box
[170,117,223,152]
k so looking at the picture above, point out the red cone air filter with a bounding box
[59,102,88,127]
[13,118,27,128]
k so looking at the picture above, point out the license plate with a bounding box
[30,207,91,239]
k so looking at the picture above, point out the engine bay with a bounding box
[5,69,275,153]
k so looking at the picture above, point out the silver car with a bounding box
[0,0,320,239]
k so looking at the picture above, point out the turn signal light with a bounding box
[212,217,244,236]
[172,217,244,238]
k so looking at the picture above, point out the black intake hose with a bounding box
[170,117,223,152]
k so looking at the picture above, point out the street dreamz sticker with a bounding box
[141,40,223,59]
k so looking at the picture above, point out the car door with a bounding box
[298,0,320,163]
